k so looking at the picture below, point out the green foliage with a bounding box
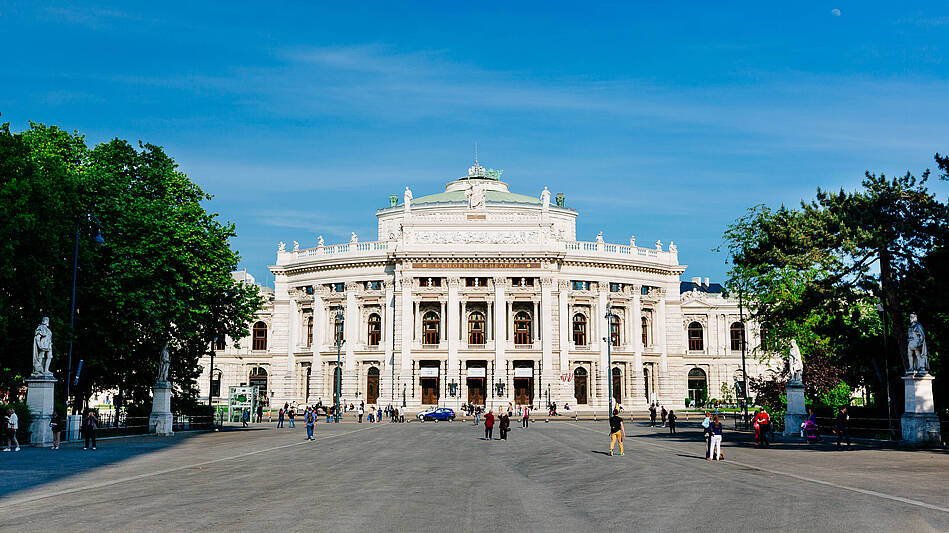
[0,120,262,405]
[723,154,949,411]
[818,381,852,409]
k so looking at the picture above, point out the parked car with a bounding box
[419,408,455,422]
[415,407,439,420]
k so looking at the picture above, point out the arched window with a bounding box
[468,311,485,345]
[252,321,267,351]
[514,311,532,345]
[423,311,440,345]
[249,366,268,397]
[642,317,649,347]
[687,321,704,351]
[367,313,382,346]
[334,315,345,345]
[572,313,587,346]
[306,317,313,348]
[730,322,745,351]
[574,367,588,404]
[688,367,707,404]
[215,337,225,351]
[609,315,621,346]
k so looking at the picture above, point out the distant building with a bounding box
[199,161,770,411]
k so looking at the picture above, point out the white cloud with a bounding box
[831,8,841,16]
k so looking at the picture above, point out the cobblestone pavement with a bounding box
[1,420,947,532]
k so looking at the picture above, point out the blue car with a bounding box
[420,408,455,422]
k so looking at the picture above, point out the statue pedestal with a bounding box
[149,382,174,436]
[901,374,940,445]
[784,382,807,436]
[26,374,56,447]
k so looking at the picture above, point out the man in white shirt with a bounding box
[2,409,19,452]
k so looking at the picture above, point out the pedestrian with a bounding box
[499,411,511,441]
[277,408,285,428]
[83,410,98,450]
[256,404,263,424]
[484,410,495,440]
[50,411,62,449]
[668,409,677,434]
[660,405,667,427]
[2,408,19,452]
[522,407,530,428]
[608,408,625,456]
[358,405,364,423]
[702,411,712,459]
[305,407,316,441]
[709,414,723,460]
[754,408,771,446]
[835,406,851,449]
[241,408,249,428]
[474,406,482,426]
[288,406,296,428]
[649,404,657,427]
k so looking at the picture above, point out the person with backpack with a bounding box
[241,408,250,428]
[288,406,296,428]
[304,407,316,441]
[499,411,511,441]
[608,408,625,456]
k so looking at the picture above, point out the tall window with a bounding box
[249,366,268,397]
[252,321,267,350]
[514,311,532,345]
[641,317,648,347]
[572,313,587,346]
[610,283,622,292]
[367,313,382,346]
[609,315,621,346]
[306,317,313,348]
[572,281,590,291]
[730,322,745,351]
[468,311,485,344]
[210,369,222,398]
[334,315,344,345]
[688,322,704,351]
[215,337,225,351]
[688,367,707,403]
[423,311,440,344]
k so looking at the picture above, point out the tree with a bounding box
[723,153,949,412]
[0,120,262,408]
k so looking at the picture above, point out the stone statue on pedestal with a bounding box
[788,339,804,384]
[906,313,929,374]
[157,341,171,384]
[404,187,413,212]
[541,187,550,211]
[32,317,53,376]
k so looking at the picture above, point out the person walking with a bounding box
[709,414,723,460]
[835,406,851,449]
[702,411,712,459]
[522,407,530,428]
[256,404,263,424]
[277,408,285,428]
[2,408,19,452]
[304,407,316,441]
[660,406,667,427]
[608,408,625,456]
[50,411,62,449]
[288,406,296,428]
[241,408,249,428]
[82,410,98,450]
[668,409,677,435]
[649,404,657,427]
[484,410,495,440]
[755,408,771,446]
[474,406,482,426]
[357,405,364,423]
[499,411,511,441]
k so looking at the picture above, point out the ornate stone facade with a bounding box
[198,164,770,412]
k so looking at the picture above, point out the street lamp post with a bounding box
[65,215,104,440]
[604,303,614,418]
[875,303,894,439]
[333,305,344,423]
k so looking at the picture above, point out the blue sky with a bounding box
[3,2,948,286]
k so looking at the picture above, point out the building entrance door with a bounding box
[513,377,533,405]
[421,378,439,404]
[366,367,380,404]
[467,378,485,405]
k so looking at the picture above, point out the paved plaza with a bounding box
[1,419,947,532]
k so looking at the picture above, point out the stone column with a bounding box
[309,291,325,402]
[901,373,940,445]
[656,289,671,404]
[597,286,609,410]
[558,280,569,376]
[345,283,357,371]
[383,280,395,405]
[401,274,413,372]
[541,278,553,390]
[26,374,55,446]
[631,287,645,408]
[494,277,506,379]
[149,380,173,436]
[285,297,297,401]
[447,277,460,404]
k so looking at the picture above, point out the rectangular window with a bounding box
[366,281,382,291]
[511,278,535,287]
[572,281,590,291]
[329,283,345,293]
[421,278,442,287]
[641,286,650,295]
[610,283,622,293]
[465,277,487,287]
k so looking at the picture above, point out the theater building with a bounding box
[199,161,768,411]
